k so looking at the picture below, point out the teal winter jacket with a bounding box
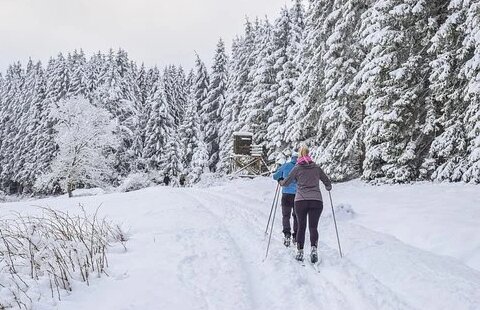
[273,157,298,195]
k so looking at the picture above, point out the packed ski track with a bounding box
[1,177,480,310]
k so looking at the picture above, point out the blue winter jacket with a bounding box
[273,157,298,194]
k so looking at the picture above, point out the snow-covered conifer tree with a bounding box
[422,1,472,182]
[0,63,25,193]
[143,76,173,171]
[67,49,88,98]
[179,82,209,184]
[293,0,336,151]
[355,0,437,182]
[239,18,275,147]
[265,6,304,157]
[203,39,228,171]
[94,49,138,175]
[309,0,367,181]
[460,0,480,183]
[217,39,241,173]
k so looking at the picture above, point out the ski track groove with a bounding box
[192,189,368,309]
[190,189,328,309]
[182,191,257,310]
[196,187,418,310]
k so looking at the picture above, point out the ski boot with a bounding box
[292,234,297,247]
[295,249,304,262]
[283,234,291,247]
[310,246,318,264]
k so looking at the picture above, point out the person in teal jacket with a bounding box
[273,151,298,247]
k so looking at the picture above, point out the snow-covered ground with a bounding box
[1,177,479,310]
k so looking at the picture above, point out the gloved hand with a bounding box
[277,177,284,184]
[326,185,332,191]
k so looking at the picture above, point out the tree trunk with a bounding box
[67,182,73,198]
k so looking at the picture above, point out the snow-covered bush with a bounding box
[0,207,127,309]
[118,172,153,192]
[147,170,166,185]
[70,187,107,197]
[194,173,229,188]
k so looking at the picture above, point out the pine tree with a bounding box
[143,76,173,171]
[240,18,276,147]
[294,0,336,153]
[460,0,480,183]
[231,19,257,134]
[131,63,149,170]
[422,1,471,182]
[179,89,207,184]
[163,65,185,127]
[0,63,24,193]
[265,6,304,157]
[355,0,437,182]
[23,61,51,191]
[310,0,367,181]
[11,60,49,192]
[203,39,228,171]
[67,49,88,98]
[94,49,138,175]
[217,39,242,173]
[193,54,210,114]
[281,0,306,152]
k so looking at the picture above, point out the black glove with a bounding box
[326,185,332,191]
[277,177,284,183]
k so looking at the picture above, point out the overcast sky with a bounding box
[0,0,290,73]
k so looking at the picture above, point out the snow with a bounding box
[117,172,153,192]
[233,131,254,136]
[1,177,479,309]
[70,187,107,197]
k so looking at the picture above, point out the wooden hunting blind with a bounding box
[230,132,269,177]
[233,132,253,155]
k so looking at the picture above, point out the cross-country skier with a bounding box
[273,150,298,247]
[280,145,332,264]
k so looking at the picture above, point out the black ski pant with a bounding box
[294,200,323,250]
[281,194,297,239]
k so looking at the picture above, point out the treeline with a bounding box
[1,0,479,195]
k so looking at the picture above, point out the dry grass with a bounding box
[0,205,127,309]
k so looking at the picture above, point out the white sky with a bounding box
[0,0,290,73]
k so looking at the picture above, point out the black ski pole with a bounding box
[264,183,280,236]
[264,188,280,260]
[329,191,343,258]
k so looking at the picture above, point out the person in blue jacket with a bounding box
[273,150,298,247]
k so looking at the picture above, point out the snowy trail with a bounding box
[1,178,480,310]
[191,188,413,310]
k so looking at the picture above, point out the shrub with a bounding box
[118,172,152,192]
[0,206,127,309]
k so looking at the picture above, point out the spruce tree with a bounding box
[240,18,276,148]
[356,0,436,182]
[203,39,228,171]
[217,39,242,173]
[460,0,480,183]
[143,76,172,171]
[422,1,471,182]
[311,0,367,181]
[179,87,209,184]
